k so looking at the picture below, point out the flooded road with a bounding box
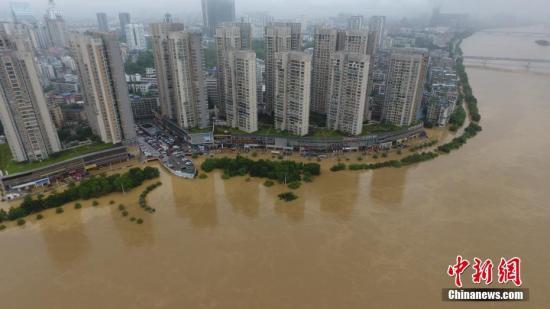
[1,28,550,308]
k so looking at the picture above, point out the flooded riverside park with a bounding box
[1,28,550,308]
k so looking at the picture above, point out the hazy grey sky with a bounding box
[2,0,550,21]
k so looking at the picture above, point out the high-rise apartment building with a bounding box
[264,23,291,115]
[327,52,370,136]
[70,32,136,144]
[151,20,185,120]
[383,48,428,126]
[44,0,67,48]
[274,51,311,136]
[339,29,369,54]
[0,32,62,162]
[224,50,257,133]
[310,27,339,114]
[118,12,131,39]
[166,31,210,129]
[10,2,36,24]
[125,23,146,50]
[367,16,385,55]
[215,22,252,117]
[348,15,365,30]
[201,0,236,37]
[97,13,109,32]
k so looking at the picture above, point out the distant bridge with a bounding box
[480,30,550,38]
[463,56,550,64]
[463,55,550,72]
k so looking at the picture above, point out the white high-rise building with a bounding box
[0,32,62,162]
[341,29,369,54]
[125,23,146,50]
[44,0,67,48]
[201,0,236,37]
[327,52,370,136]
[368,16,386,55]
[383,48,428,126]
[151,20,185,120]
[348,15,365,30]
[224,50,257,133]
[97,12,109,32]
[215,22,252,117]
[70,32,136,144]
[274,51,311,136]
[264,23,291,115]
[166,31,210,129]
[310,27,339,114]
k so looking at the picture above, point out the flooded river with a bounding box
[1,28,550,308]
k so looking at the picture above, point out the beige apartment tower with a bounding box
[383,48,428,126]
[71,32,136,144]
[166,31,210,129]
[215,22,252,117]
[310,27,339,114]
[274,51,311,136]
[0,32,62,162]
[264,23,292,114]
[151,20,184,120]
[327,52,370,136]
[224,50,257,133]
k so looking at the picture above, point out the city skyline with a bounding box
[2,0,549,23]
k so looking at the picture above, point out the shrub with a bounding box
[109,200,115,205]
[92,201,99,207]
[192,153,199,159]
[4,167,160,219]
[74,203,82,209]
[56,207,64,214]
[382,152,388,158]
[199,173,208,179]
[118,204,125,211]
[0,224,5,231]
[373,154,379,159]
[17,219,26,226]
[357,156,363,161]
[277,155,284,160]
[251,151,258,157]
[130,217,136,222]
[137,219,144,224]
[7,207,28,221]
[330,163,346,172]
[122,211,128,217]
[278,192,298,202]
[287,181,301,190]
[302,173,313,183]
[36,214,44,220]
[221,174,230,180]
[264,180,275,187]
[397,150,402,155]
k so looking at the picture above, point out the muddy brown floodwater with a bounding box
[1,28,550,308]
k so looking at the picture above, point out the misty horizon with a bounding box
[1,0,549,24]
